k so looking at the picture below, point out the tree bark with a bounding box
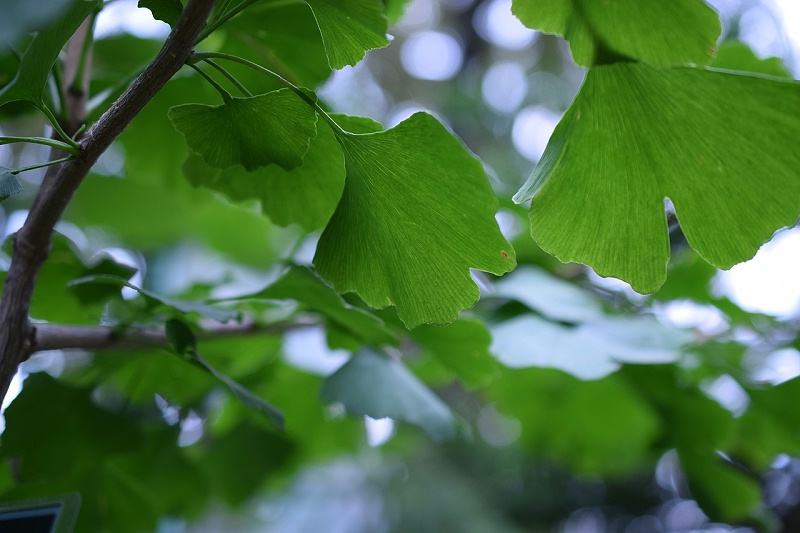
[0,0,218,405]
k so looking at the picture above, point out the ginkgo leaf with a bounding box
[712,41,790,78]
[138,0,183,26]
[304,0,389,69]
[410,317,498,389]
[314,112,516,328]
[320,349,456,440]
[514,63,800,293]
[168,89,317,171]
[491,314,691,380]
[0,0,99,107]
[512,0,720,67]
[0,0,74,45]
[254,266,396,346]
[182,115,379,231]
[0,167,23,200]
[490,265,604,323]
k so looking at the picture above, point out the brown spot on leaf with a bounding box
[501,251,508,258]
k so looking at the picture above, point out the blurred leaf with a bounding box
[304,0,389,69]
[169,89,318,171]
[511,0,719,67]
[197,422,295,506]
[165,318,285,430]
[69,255,137,306]
[491,314,691,380]
[138,0,182,26]
[489,369,661,475]
[490,265,604,322]
[255,266,396,346]
[68,274,240,322]
[515,63,800,293]
[712,41,790,78]
[0,167,23,200]
[0,0,74,45]
[0,0,99,107]
[165,317,197,356]
[320,349,457,440]
[410,318,499,389]
[315,112,516,328]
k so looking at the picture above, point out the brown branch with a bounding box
[33,320,313,352]
[0,0,218,405]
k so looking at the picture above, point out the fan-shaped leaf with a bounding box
[512,0,720,67]
[168,89,317,171]
[320,349,456,440]
[515,63,800,293]
[315,112,515,328]
[305,0,389,69]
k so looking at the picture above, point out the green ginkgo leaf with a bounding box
[138,0,183,26]
[305,0,389,69]
[168,89,317,171]
[0,167,23,200]
[0,0,99,108]
[512,0,720,67]
[182,115,379,231]
[514,63,800,293]
[314,112,516,328]
[320,349,456,440]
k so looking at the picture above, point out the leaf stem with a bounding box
[202,58,253,97]
[0,136,80,155]
[192,51,346,135]
[188,63,234,103]
[38,103,82,151]
[12,156,74,175]
[196,0,263,43]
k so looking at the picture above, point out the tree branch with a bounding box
[33,320,312,352]
[0,0,218,405]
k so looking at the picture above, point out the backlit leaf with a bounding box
[514,63,800,293]
[169,89,317,171]
[315,112,516,328]
[305,0,389,69]
[511,0,720,67]
[320,349,456,440]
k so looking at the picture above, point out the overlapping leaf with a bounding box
[0,0,99,107]
[320,349,456,440]
[304,0,389,69]
[182,115,379,231]
[514,63,800,293]
[512,0,720,67]
[315,112,516,328]
[169,89,317,171]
